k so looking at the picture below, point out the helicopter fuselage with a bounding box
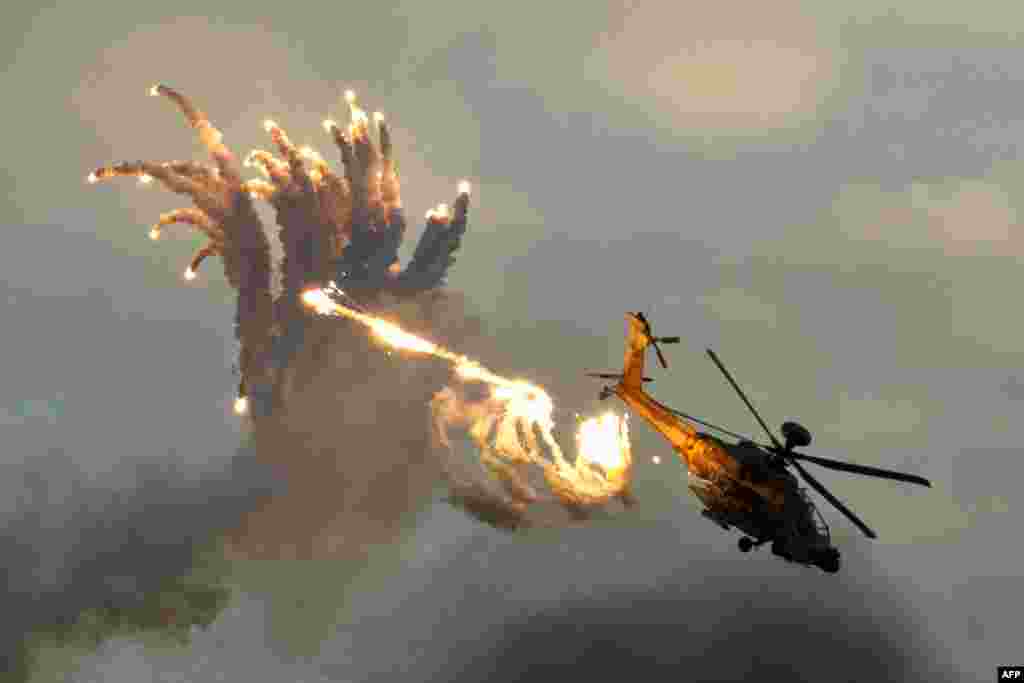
[609,314,841,572]
[692,436,839,570]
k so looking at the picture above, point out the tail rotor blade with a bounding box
[635,313,677,369]
[652,342,669,369]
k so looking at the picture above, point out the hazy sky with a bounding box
[3,1,1023,681]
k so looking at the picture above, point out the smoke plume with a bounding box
[46,83,643,682]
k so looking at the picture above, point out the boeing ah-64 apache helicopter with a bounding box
[586,313,932,573]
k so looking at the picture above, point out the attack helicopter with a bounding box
[586,312,932,573]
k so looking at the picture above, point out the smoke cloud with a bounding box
[1,445,277,680]
[25,80,644,682]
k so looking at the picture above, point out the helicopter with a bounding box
[586,312,932,573]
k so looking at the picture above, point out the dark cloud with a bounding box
[1,445,277,679]
[447,588,949,683]
[5,4,1024,682]
[951,574,1023,681]
[224,289,492,563]
[300,522,957,683]
[0,226,278,680]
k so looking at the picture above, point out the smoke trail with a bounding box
[151,208,223,245]
[89,161,224,217]
[150,83,242,186]
[303,287,634,527]
[225,290,483,561]
[76,84,641,682]
[186,243,219,281]
[86,86,482,568]
[263,120,333,313]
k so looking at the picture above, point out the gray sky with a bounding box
[3,1,1023,681]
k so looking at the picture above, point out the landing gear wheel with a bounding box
[738,537,754,553]
[818,550,841,574]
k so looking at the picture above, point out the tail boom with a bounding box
[615,313,699,459]
[610,313,786,507]
[621,313,650,391]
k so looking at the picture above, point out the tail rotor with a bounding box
[635,312,679,368]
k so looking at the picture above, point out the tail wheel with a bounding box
[738,537,754,553]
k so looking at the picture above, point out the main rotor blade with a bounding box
[705,349,784,451]
[788,456,877,539]
[789,452,931,487]
[649,397,756,442]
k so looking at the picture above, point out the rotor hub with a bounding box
[781,421,812,450]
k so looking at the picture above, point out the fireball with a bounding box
[577,412,630,474]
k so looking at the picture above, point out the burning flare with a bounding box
[303,285,633,510]
[577,412,630,474]
[303,287,451,358]
[89,83,634,529]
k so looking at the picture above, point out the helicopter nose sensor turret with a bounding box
[781,421,813,450]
